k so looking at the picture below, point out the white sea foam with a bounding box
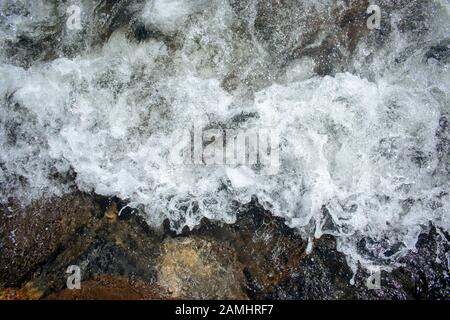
[142,0,209,33]
[0,0,449,270]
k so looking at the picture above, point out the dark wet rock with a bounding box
[182,200,449,300]
[0,192,163,297]
[349,226,449,300]
[246,225,449,300]
[161,197,310,300]
[0,192,99,288]
[1,194,448,300]
[184,198,308,299]
[157,236,247,299]
[265,234,354,299]
[90,0,139,41]
[394,226,449,299]
[252,0,371,76]
[45,275,166,300]
[130,21,162,43]
[2,26,63,68]
[436,114,450,178]
[0,282,43,300]
[426,42,450,64]
[30,200,163,296]
[223,0,448,89]
[0,1,65,67]
[0,0,147,68]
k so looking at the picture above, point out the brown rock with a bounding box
[0,192,100,287]
[157,237,247,300]
[186,200,308,298]
[30,200,163,297]
[0,282,43,300]
[105,202,118,222]
[45,275,165,300]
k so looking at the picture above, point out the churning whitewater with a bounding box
[0,0,449,272]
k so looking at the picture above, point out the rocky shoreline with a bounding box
[1,192,448,300]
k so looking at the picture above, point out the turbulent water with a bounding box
[0,0,449,272]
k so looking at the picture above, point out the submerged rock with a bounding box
[30,201,163,296]
[0,282,43,300]
[182,199,309,298]
[157,237,247,299]
[45,275,165,300]
[0,193,163,296]
[0,193,99,288]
